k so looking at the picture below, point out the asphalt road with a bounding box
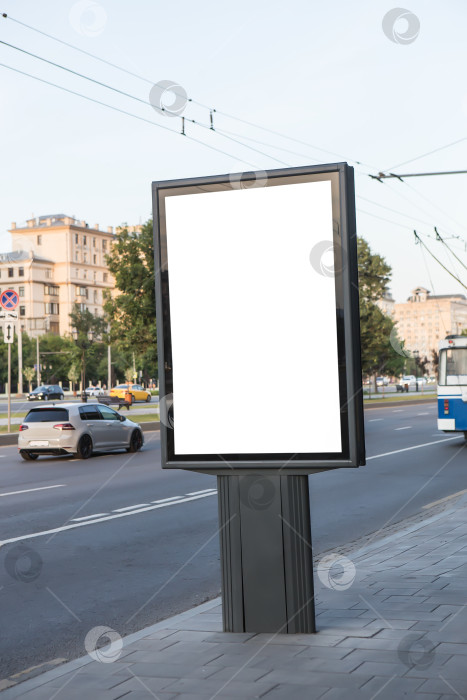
[1,401,467,681]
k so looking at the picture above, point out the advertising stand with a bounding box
[153,163,365,633]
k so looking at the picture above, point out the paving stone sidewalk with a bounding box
[4,498,467,700]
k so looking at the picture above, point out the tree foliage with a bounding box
[104,220,157,380]
[357,237,406,379]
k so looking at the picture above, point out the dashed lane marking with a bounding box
[367,436,460,461]
[0,491,218,546]
[395,426,411,431]
[113,504,150,512]
[0,484,65,497]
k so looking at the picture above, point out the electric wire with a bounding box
[0,62,260,167]
[384,135,467,172]
[0,12,379,170]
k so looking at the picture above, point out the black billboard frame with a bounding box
[152,162,365,473]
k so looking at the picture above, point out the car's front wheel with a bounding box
[20,450,38,461]
[146,394,151,403]
[76,434,93,459]
[127,429,143,453]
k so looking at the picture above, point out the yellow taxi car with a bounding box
[110,384,151,403]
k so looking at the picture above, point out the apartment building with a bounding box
[393,286,467,358]
[0,215,116,337]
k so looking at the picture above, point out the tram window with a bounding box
[439,348,467,385]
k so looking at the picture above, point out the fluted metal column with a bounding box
[217,474,315,634]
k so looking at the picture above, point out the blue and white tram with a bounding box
[438,335,467,437]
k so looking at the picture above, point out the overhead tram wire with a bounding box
[418,245,449,337]
[372,178,467,243]
[383,135,467,172]
[434,227,467,273]
[0,40,289,167]
[413,231,467,292]
[0,62,262,168]
[0,12,379,171]
[5,12,465,243]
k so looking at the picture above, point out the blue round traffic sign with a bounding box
[0,289,19,310]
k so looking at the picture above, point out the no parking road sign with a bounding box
[0,289,19,311]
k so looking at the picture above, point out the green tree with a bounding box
[357,237,406,384]
[69,305,108,390]
[104,220,157,382]
[67,364,80,394]
[23,366,35,393]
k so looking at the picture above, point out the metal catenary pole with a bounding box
[7,341,11,432]
[17,324,23,395]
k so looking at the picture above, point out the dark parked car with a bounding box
[28,385,65,401]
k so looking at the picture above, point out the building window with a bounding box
[83,270,87,279]
[46,269,52,279]
[37,235,42,245]
[93,237,96,247]
[102,240,107,251]
[19,287,24,297]
[19,305,25,317]
[45,302,59,314]
[83,235,87,245]
[79,303,86,312]
[8,268,13,277]
[45,285,59,296]
[93,254,97,264]
[19,267,24,277]
[75,253,79,262]
[94,290,98,303]
[75,234,79,244]
[103,273,108,282]
[83,253,87,263]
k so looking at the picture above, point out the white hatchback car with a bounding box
[18,403,144,460]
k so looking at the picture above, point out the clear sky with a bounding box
[1,0,466,303]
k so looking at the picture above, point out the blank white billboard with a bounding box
[164,179,342,456]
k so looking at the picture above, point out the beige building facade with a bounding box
[0,215,116,337]
[393,286,467,359]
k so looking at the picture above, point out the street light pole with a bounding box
[414,350,419,392]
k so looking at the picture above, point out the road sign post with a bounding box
[1,290,19,433]
[153,164,365,633]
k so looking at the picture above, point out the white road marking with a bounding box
[71,513,109,522]
[0,491,218,546]
[113,504,150,512]
[152,496,184,503]
[367,436,461,461]
[0,484,65,497]
[393,409,404,413]
[186,489,217,496]
[417,412,430,416]
[368,419,383,422]
[423,489,467,510]
[395,426,411,431]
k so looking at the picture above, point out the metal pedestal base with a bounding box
[217,474,316,634]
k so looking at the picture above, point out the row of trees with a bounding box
[0,219,416,392]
